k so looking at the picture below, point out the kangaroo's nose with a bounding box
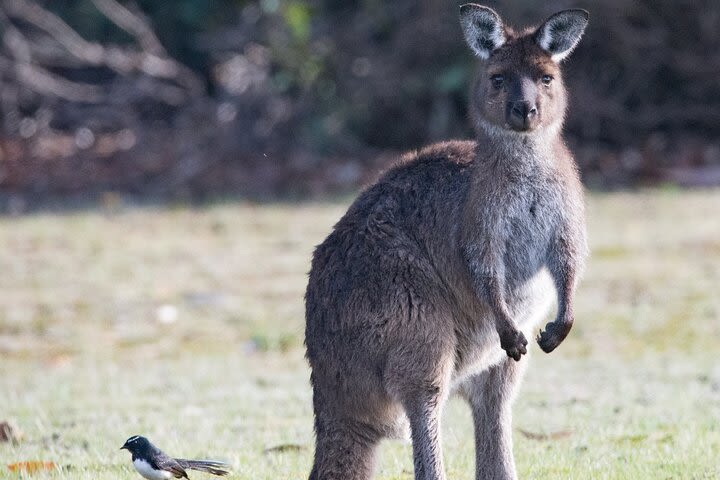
[510,101,537,120]
[507,101,538,131]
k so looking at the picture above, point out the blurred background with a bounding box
[1,2,719,479]
[0,0,719,210]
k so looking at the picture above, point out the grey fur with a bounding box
[305,6,588,480]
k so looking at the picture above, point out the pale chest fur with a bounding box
[469,156,564,288]
[501,176,563,291]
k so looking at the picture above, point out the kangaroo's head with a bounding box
[460,5,588,137]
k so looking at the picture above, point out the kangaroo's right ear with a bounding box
[459,4,505,59]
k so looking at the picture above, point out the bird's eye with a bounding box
[490,74,505,89]
[541,75,553,86]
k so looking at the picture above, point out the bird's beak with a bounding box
[120,446,127,450]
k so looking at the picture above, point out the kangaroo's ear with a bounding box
[459,4,505,59]
[535,9,589,62]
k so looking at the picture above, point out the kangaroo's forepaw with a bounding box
[500,329,528,361]
[536,318,574,353]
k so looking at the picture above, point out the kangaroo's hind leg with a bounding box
[308,412,381,480]
[385,318,455,480]
[459,356,528,480]
[402,386,448,480]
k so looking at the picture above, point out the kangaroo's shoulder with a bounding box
[392,140,477,172]
[355,140,476,204]
[323,141,476,247]
[366,140,477,191]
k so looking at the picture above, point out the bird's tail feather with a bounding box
[176,459,231,476]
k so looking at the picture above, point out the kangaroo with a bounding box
[305,5,589,480]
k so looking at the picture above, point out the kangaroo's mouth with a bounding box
[506,114,541,132]
[504,122,540,134]
[507,123,536,133]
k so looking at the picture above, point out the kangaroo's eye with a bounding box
[541,75,553,86]
[490,74,505,89]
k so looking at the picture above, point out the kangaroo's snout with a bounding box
[507,101,538,131]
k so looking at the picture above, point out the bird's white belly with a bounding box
[133,459,173,480]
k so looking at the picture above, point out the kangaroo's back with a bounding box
[305,140,476,345]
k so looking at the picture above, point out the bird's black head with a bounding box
[120,435,151,454]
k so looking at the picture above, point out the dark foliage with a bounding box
[1,0,719,206]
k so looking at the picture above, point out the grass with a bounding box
[1,190,719,479]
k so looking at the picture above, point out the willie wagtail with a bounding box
[121,435,231,479]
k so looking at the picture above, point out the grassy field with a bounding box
[1,190,719,479]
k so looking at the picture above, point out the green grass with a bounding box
[1,190,719,479]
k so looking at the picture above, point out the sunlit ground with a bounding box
[1,190,719,479]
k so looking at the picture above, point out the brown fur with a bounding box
[305,5,589,480]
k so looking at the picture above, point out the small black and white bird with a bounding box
[120,435,231,479]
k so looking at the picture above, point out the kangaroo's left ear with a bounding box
[535,9,589,62]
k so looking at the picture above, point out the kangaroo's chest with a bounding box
[501,180,561,287]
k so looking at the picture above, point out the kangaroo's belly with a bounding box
[450,268,555,388]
